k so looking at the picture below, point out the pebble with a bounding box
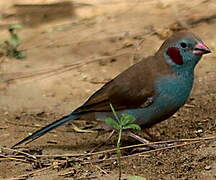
[172,114,177,118]
[204,166,211,171]
[195,129,203,134]
[4,111,9,115]
[197,129,203,133]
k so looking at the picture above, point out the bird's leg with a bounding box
[143,129,160,141]
[71,123,96,133]
[127,131,150,144]
[128,131,179,152]
[127,131,159,151]
[90,130,115,153]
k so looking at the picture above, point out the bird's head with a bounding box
[157,32,211,71]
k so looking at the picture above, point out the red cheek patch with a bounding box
[166,47,183,65]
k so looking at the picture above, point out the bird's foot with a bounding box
[128,131,179,152]
[127,131,156,151]
[90,130,115,153]
[72,123,96,133]
[127,131,151,144]
[131,141,178,153]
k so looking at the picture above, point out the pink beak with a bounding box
[193,42,211,55]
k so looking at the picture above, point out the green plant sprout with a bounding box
[105,103,141,180]
[0,24,26,59]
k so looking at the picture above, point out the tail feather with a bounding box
[12,113,80,148]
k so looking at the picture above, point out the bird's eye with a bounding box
[180,42,187,48]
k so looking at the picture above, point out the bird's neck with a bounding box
[173,66,195,81]
[155,68,194,109]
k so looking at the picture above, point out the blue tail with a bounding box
[12,113,80,148]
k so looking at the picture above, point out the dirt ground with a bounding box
[0,0,216,179]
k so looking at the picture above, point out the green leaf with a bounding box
[9,24,23,30]
[120,114,136,126]
[14,50,26,59]
[10,34,21,48]
[105,118,120,130]
[127,176,147,180]
[123,124,141,131]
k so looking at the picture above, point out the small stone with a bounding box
[204,166,211,171]
[98,154,105,159]
[46,92,55,97]
[122,41,133,48]
[4,111,9,115]
[185,104,195,108]
[81,74,88,81]
[47,140,57,144]
[195,129,203,134]
[172,114,177,118]
[99,59,107,66]
[197,129,203,133]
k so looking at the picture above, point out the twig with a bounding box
[75,175,98,180]
[5,120,42,128]
[93,164,109,175]
[6,136,214,179]
[34,135,216,158]
[189,14,216,26]
[1,146,37,160]
[58,169,76,176]
[82,140,204,165]
[0,154,29,163]
[10,166,52,180]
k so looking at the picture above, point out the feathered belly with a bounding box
[133,75,194,127]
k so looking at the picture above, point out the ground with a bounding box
[0,0,216,179]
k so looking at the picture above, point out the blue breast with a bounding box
[154,72,194,112]
[123,70,194,127]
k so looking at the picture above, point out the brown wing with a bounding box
[74,56,171,113]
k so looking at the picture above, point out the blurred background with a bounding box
[0,0,215,179]
[0,0,215,113]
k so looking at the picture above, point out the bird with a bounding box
[12,31,211,148]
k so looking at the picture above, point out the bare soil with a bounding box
[0,0,216,179]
